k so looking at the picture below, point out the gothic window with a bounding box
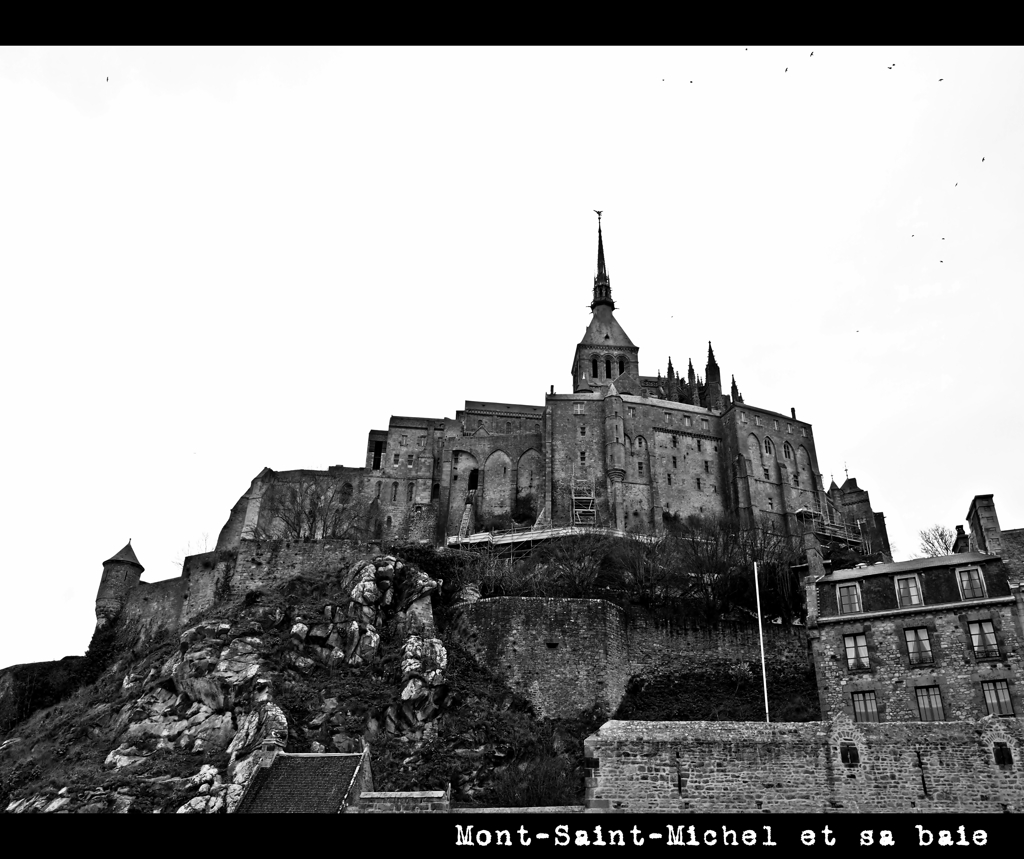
[618,358,625,376]
[844,633,869,670]
[407,483,414,503]
[764,438,774,456]
[391,482,398,502]
[969,620,999,658]
[431,483,440,501]
[467,469,479,491]
[895,575,922,607]
[784,442,793,460]
[851,692,879,723]
[957,567,987,600]
[982,681,1014,716]
[605,358,612,378]
[915,686,945,721]
[592,357,599,378]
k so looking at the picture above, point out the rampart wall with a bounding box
[120,578,184,647]
[585,717,1024,813]
[453,598,629,718]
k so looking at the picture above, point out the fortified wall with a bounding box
[584,716,1024,813]
[451,597,811,718]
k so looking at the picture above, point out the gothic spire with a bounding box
[667,356,674,377]
[591,211,614,311]
[707,341,718,367]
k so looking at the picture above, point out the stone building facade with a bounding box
[214,217,890,554]
[805,548,1024,723]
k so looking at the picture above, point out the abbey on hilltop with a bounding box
[214,215,891,557]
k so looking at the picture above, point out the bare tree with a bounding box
[538,534,616,596]
[173,532,210,568]
[918,524,955,558]
[250,473,364,541]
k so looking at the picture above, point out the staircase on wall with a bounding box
[571,467,597,527]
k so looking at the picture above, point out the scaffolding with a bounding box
[570,465,597,527]
[798,494,866,550]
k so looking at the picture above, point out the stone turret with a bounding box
[95,540,144,628]
[603,383,626,531]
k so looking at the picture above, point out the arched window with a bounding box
[407,482,414,503]
[618,358,625,376]
[376,481,382,497]
[385,516,392,530]
[592,357,599,378]
[506,421,512,434]
[391,482,398,502]
[605,358,612,379]
[468,469,479,491]
[784,441,793,460]
[765,438,774,456]
[431,482,440,501]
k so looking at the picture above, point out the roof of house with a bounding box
[102,540,144,570]
[235,753,364,813]
[824,552,995,583]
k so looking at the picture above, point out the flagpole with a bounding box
[753,561,770,723]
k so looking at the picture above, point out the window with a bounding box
[701,419,709,431]
[741,412,748,424]
[627,407,636,417]
[506,422,512,434]
[916,686,945,721]
[477,419,484,427]
[957,567,987,600]
[994,742,1014,766]
[787,423,793,434]
[969,620,999,658]
[837,584,861,614]
[638,462,644,476]
[801,427,807,437]
[406,483,414,503]
[391,483,398,502]
[895,575,922,607]
[667,474,672,485]
[580,426,586,437]
[619,359,625,375]
[400,435,408,446]
[393,453,400,466]
[840,741,861,764]
[407,454,414,466]
[982,681,1014,716]
[905,628,933,665]
[671,435,677,448]
[431,483,440,501]
[605,359,612,379]
[672,456,677,468]
[784,442,793,460]
[704,461,710,473]
[684,416,692,427]
[764,438,774,455]
[793,475,799,487]
[851,692,879,723]
[592,357,598,378]
[697,439,702,452]
[763,467,770,480]
[844,634,869,670]
[773,420,780,430]
[712,484,717,493]
[755,416,764,427]
[580,451,586,465]
[574,403,585,416]
[768,498,774,510]
[417,436,425,447]
[696,478,702,490]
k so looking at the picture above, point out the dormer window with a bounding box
[837,583,862,614]
[895,574,922,607]
[956,566,987,600]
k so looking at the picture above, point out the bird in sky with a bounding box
[955,183,958,187]
[982,157,985,162]
[785,68,788,72]
[810,52,814,57]
[939,78,943,81]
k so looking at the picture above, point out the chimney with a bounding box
[952,524,971,554]
[967,495,1003,556]
[791,407,796,419]
[259,739,284,768]
[550,385,554,395]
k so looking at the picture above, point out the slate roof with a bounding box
[824,552,996,582]
[235,753,363,814]
[102,540,144,570]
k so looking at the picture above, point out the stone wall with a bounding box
[584,717,1024,813]
[120,577,185,648]
[453,598,629,718]
[812,600,1023,721]
[627,612,811,680]
[356,789,450,813]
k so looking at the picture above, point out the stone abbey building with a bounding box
[215,218,890,557]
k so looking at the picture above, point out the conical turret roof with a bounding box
[103,540,144,571]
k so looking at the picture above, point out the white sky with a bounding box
[2,46,1022,668]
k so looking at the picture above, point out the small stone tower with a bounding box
[95,540,144,628]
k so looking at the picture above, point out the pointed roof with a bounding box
[707,341,718,367]
[578,303,636,347]
[667,356,674,375]
[591,212,614,311]
[103,540,144,571]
